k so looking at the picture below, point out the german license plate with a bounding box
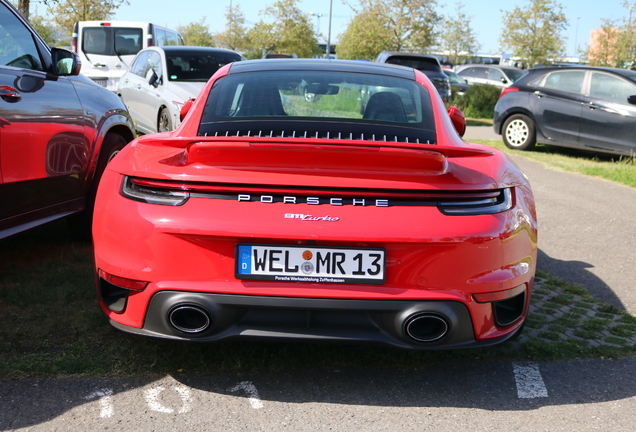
[236,244,385,285]
[92,79,107,87]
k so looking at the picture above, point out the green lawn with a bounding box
[471,138,636,189]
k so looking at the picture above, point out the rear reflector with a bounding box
[473,284,526,303]
[98,269,148,291]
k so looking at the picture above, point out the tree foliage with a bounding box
[438,2,480,65]
[587,19,619,67]
[28,13,58,45]
[337,0,441,60]
[48,0,129,38]
[499,0,568,66]
[244,0,321,58]
[589,1,636,68]
[214,3,248,51]
[337,4,390,60]
[177,18,214,47]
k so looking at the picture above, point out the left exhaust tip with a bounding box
[169,304,212,333]
[404,312,449,342]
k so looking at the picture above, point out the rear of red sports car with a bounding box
[93,59,537,349]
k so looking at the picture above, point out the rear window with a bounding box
[501,68,527,82]
[199,71,436,144]
[166,50,243,82]
[82,27,142,56]
[384,56,441,72]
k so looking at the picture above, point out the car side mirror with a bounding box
[180,98,195,122]
[51,48,81,76]
[501,77,508,84]
[447,106,466,137]
[147,69,159,88]
[628,95,636,105]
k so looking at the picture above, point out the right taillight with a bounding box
[499,87,519,99]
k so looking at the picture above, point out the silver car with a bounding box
[455,64,527,88]
[117,46,243,134]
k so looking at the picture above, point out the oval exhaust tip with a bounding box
[169,305,212,333]
[404,313,449,342]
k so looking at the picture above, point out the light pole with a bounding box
[326,0,333,59]
[308,11,323,38]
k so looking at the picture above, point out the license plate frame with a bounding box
[235,243,386,285]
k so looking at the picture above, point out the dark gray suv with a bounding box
[375,52,451,102]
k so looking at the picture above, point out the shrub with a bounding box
[450,84,502,119]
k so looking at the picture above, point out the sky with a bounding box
[114,0,634,58]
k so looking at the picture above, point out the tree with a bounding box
[587,2,636,68]
[337,0,441,60]
[611,1,636,67]
[177,18,214,46]
[214,3,248,51]
[439,2,480,65]
[588,19,619,67]
[337,4,391,60]
[17,0,30,20]
[29,13,59,46]
[48,0,129,38]
[244,0,321,58]
[499,0,568,66]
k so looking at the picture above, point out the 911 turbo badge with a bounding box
[238,194,389,207]
[284,213,339,221]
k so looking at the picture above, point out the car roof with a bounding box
[228,59,418,80]
[528,64,636,80]
[157,46,239,54]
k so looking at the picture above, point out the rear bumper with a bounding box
[107,291,524,350]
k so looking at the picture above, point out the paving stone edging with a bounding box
[513,277,636,348]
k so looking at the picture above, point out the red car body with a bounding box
[93,60,537,349]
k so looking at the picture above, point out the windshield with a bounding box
[199,70,436,144]
[166,50,243,82]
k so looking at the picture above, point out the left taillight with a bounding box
[121,176,189,206]
[438,188,513,216]
[499,87,519,99]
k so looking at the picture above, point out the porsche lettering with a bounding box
[238,194,388,207]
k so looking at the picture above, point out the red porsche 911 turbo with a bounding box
[93,59,538,349]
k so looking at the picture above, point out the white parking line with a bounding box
[84,388,114,418]
[229,381,264,409]
[513,362,549,399]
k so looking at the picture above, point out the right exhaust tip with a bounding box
[404,313,449,342]
[169,304,212,334]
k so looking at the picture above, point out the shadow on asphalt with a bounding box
[2,358,636,429]
[537,249,626,311]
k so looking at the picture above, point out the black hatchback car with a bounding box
[375,52,451,102]
[494,65,636,155]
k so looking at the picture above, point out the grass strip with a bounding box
[471,139,636,189]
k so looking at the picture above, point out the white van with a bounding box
[71,21,184,92]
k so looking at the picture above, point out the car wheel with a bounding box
[68,133,128,239]
[158,107,172,132]
[502,114,536,151]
